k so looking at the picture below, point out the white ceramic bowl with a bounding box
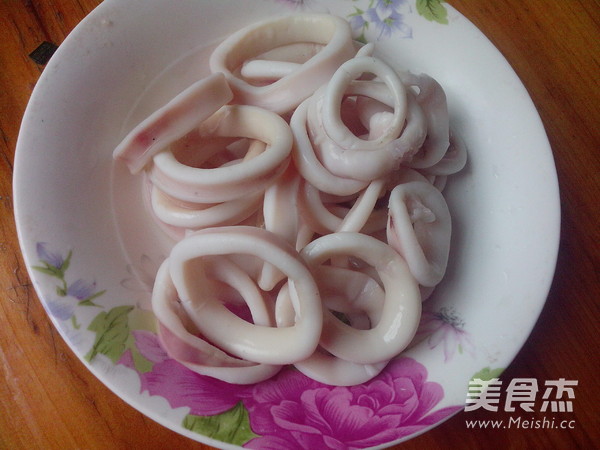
[14,0,560,448]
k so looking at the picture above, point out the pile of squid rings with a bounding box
[113,13,467,386]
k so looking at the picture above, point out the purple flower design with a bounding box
[348,13,367,31]
[65,278,105,306]
[374,0,408,15]
[366,7,412,39]
[67,279,97,300]
[348,0,413,41]
[46,297,75,321]
[36,242,68,270]
[33,243,106,323]
[417,306,476,362]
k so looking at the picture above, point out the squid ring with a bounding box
[151,258,281,384]
[298,180,387,235]
[258,164,303,291]
[321,56,408,152]
[150,105,292,203]
[240,42,376,83]
[150,185,263,230]
[209,14,356,114]
[276,281,387,386]
[421,128,468,176]
[400,72,450,169]
[299,232,421,365]
[387,181,452,287]
[167,226,323,365]
[291,99,368,196]
[113,73,233,174]
[309,81,427,181]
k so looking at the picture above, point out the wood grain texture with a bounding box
[0,1,598,449]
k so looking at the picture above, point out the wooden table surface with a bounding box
[1,1,598,449]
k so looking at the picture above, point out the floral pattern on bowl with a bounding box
[279,0,449,43]
[34,243,463,448]
[27,5,463,444]
[15,0,559,446]
[416,306,476,363]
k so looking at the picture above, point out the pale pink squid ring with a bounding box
[151,258,281,384]
[276,281,387,386]
[150,105,292,203]
[209,13,356,114]
[150,184,263,230]
[298,232,421,365]
[167,226,323,365]
[321,56,408,153]
[290,99,368,196]
[387,181,452,287]
[298,180,387,235]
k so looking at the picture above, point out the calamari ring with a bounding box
[400,72,450,169]
[150,184,263,230]
[113,73,233,174]
[292,348,388,386]
[239,41,375,82]
[299,232,421,365]
[259,164,302,290]
[308,82,427,181]
[355,89,428,162]
[298,180,387,235]
[291,99,368,196]
[209,14,355,114]
[152,258,281,384]
[150,105,292,203]
[431,174,448,191]
[314,265,386,326]
[168,226,322,365]
[387,181,452,287]
[421,128,468,176]
[241,42,324,81]
[321,56,408,152]
[276,281,387,386]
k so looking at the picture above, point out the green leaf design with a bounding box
[124,337,154,373]
[467,367,505,399]
[56,285,67,297]
[416,0,449,25]
[182,402,258,446]
[32,264,62,278]
[79,289,106,307]
[471,367,505,382]
[127,307,157,333]
[61,250,73,275]
[355,33,368,45]
[85,305,134,363]
[124,309,158,373]
[34,250,73,278]
[349,6,364,17]
[71,315,81,330]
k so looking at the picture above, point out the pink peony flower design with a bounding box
[417,306,476,362]
[244,358,462,449]
[123,330,251,416]
[122,332,461,448]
